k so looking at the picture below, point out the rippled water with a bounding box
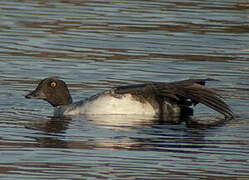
[0,0,249,179]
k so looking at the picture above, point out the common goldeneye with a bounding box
[25,77,233,120]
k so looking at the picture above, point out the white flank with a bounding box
[61,93,157,116]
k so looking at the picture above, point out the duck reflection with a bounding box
[25,114,230,150]
[26,116,71,133]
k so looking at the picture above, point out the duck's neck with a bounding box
[48,93,73,107]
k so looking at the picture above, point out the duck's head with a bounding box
[25,77,72,107]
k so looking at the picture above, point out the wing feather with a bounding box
[113,79,233,118]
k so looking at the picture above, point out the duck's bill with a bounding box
[25,90,46,99]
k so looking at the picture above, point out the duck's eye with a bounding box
[50,81,57,88]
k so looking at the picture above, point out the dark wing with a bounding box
[114,79,233,118]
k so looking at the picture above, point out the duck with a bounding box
[25,77,234,120]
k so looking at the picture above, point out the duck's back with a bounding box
[55,79,233,120]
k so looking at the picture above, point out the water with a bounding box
[0,0,249,179]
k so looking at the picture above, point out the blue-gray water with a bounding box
[0,0,249,179]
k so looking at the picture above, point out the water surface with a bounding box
[0,0,249,179]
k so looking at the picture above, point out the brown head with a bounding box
[25,77,72,107]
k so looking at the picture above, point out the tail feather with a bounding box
[157,79,233,118]
[180,84,233,118]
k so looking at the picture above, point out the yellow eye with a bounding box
[50,81,57,88]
